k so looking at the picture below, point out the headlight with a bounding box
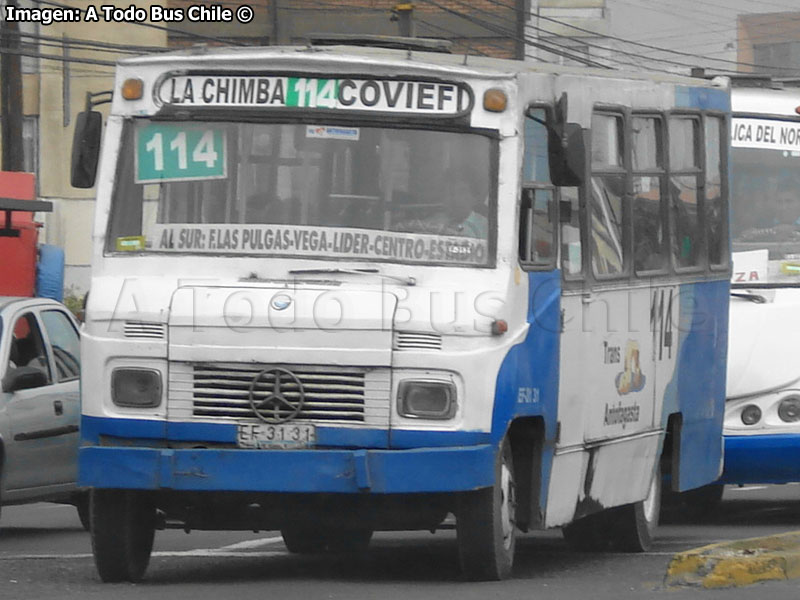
[398,380,456,419]
[111,368,162,408]
[740,404,762,426]
[778,395,800,423]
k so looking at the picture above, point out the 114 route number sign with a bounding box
[136,123,227,183]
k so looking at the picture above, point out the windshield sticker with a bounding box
[732,117,800,152]
[306,125,360,141]
[147,224,487,265]
[116,236,146,251]
[135,123,227,183]
[158,75,473,115]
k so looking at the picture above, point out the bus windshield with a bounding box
[731,145,800,272]
[107,120,495,267]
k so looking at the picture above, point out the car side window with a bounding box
[40,310,81,382]
[9,313,52,384]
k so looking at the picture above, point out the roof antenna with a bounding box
[463,42,472,66]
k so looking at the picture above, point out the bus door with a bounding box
[556,112,663,518]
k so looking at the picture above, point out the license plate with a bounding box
[237,423,316,449]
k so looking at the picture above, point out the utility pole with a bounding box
[393,3,415,38]
[1,0,25,171]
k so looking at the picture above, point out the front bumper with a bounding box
[720,433,800,484]
[79,444,495,494]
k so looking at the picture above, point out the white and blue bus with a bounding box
[71,41,731,582]
[716,79,800,494]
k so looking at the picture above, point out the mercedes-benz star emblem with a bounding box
[248,367,305,424]
[270,293,292,311]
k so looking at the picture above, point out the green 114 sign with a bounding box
[136,123,227,183]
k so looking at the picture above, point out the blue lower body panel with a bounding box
[79,445,495,494]
[720,434,800,484]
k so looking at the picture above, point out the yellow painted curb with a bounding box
[665,531,800,589]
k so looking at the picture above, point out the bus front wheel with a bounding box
[90,489,156,583]
[456,438,516,581]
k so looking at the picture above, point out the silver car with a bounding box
[0,296,85,528]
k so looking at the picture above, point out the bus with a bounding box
[715,78,800,496]
[71,40,731,582]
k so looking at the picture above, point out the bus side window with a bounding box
[520,109,556,268]
[705,116,728,268]
[669,116,703,269]
[590,113,626,277]
[632,115,667,273]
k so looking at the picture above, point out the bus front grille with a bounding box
[168,363,391,425]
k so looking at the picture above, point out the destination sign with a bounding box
[141,224,488,265]
[732,117,800,152]
[157,75,473,115]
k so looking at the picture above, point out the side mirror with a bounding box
[548,122,586,187]
[70,111,103,188]
[2,366,49,393]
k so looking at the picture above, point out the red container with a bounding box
[0,172,40,297]
[0,214,39,297]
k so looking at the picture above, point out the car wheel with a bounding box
[90,489,156,582]
[456,437,516,581]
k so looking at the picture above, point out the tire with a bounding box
[606,463,661,552]
[681,483,724,518]
[281,524,373,554]
[562,511,608,552]
[456,437,516,581]
[90,489,156,583]
[75,494,90,532]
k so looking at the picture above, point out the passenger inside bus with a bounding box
[395,167,488,238]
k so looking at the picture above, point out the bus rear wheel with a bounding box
[456,438,516,581]
[606,463,661,552]
[91,489,156,583]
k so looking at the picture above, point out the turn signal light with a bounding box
[483,88,507,112]
[121,78,144,100]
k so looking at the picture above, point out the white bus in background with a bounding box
[714,78,800,500]
[70,39,731,582]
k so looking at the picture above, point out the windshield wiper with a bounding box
[730,291,767,304]
[288,267,416,286]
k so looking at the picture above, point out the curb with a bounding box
[665,531,800,589]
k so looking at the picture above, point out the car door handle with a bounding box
[54,400,63,416]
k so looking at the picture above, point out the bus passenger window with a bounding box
[632,116,666,272]
[705,116,727,267]
[591,113,626,277]
[669,117,702,269]
[590,174,625,276]
[520,108,556,268]
[519,188,554,265]
[560,187,582,275]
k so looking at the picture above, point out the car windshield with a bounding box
[107,120,496,267]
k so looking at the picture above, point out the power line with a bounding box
[440,0,714,73]
[0,27,169,54]
[491,0,800,74]
[28,0,248,46]
[418,0,614,68]
[0,45,116,66]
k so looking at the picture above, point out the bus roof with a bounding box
[118,44,725,89]
[733,85,800,117]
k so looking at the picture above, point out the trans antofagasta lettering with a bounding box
[160,76,471,114]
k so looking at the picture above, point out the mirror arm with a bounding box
[85,90,113,112]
